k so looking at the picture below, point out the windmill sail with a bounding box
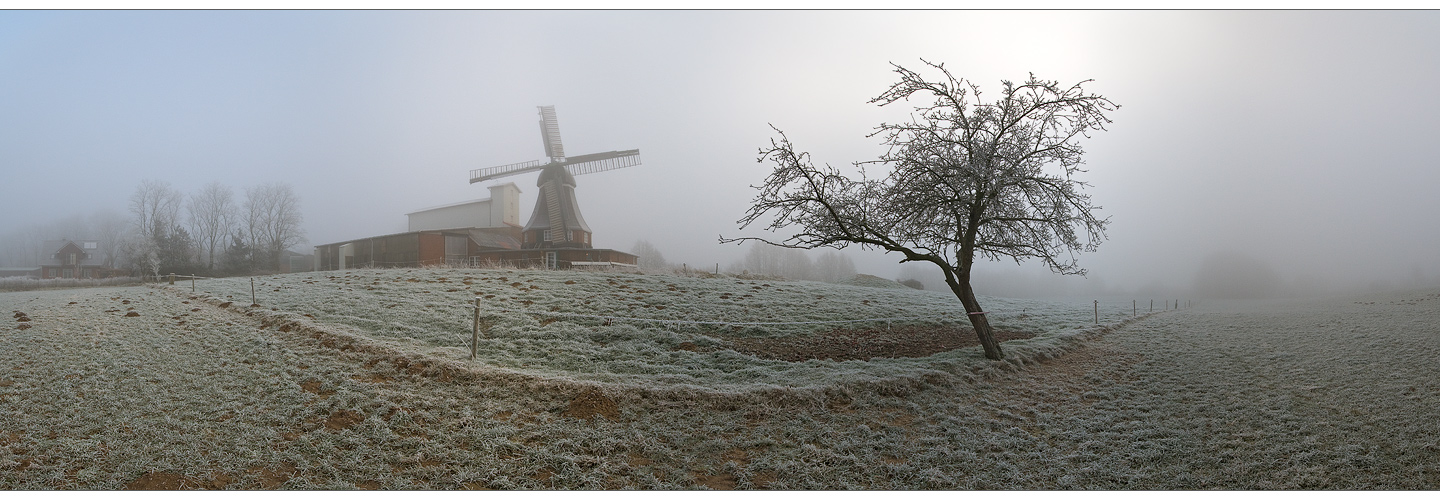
[538,105,565,161]
[469,150,640,184]
[469,159,545,184]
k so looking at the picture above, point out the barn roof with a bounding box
[315,227,520,252]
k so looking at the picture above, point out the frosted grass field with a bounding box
[183,268,1128,391]
[4,270,1438,489]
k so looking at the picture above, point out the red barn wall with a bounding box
[417,233,445,266]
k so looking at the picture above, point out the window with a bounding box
[545,252,558,270]
[83,242,97,249]
[63,268,73,279]
[83,269,92,279]
[66,253,76,265]
[48,268,57,278]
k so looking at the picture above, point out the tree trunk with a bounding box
[953,277,1003,360]
[953,226,1002,360]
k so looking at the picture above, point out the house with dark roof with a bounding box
[38,240,124,279]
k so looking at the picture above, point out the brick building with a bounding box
[314,182,636,271]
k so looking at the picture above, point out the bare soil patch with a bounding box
[248,462,297,489]
[692,470,737,490]
[324,410,365,431]
[562,388,619,421]
[125,471,202,490]
[726,324,1035,362]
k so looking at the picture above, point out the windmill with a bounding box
[469,106,641,249]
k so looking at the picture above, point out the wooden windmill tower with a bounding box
[469,106,641,249]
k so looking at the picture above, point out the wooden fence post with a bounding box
[192,275,196,293]
[1133,299,1136,317]
[1094,300,1098,324]
[471,297,481,360]
[169,273,175,285]
[251,278,256,305]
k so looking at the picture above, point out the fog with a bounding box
[3,10,1439,298]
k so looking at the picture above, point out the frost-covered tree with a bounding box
[813,251,857,283]
[126,180,185,278]
[243,183,305,272]
[90,209,128,269]
[187,182,236,271]
[630,240,669,271]
[51,214,89,242]
[0,224,50,267]
[725,60,1117,359]
[119,233,160,279]
[129,179,183,243]
[733,242,813,280]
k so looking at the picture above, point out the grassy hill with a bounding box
[187,267,1129,392]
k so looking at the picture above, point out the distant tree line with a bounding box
[726,243,858,283]
[0,180,305,278]
[630,240,856,283]
[125,179,306,277]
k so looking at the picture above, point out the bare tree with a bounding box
[187,182,236,271]
[89,209,128,269]
[243,182,306,272]
[129,179,183,242]
[630,240,669,271]
[0,225,42,267]
[15,225,48,267]
[723,60,1117,359]
[733,243,815,280]
[120,233,160,279]
[126,180,188,277]
[52,214,89,242]
[813,250,857,283]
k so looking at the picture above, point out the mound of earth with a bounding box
[727,325,1034,362]
[563,388,620,421]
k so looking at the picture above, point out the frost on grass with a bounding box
[5,285,1440,488]
[179,268,1125,392]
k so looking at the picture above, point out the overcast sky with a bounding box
[3,10,1439,296]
